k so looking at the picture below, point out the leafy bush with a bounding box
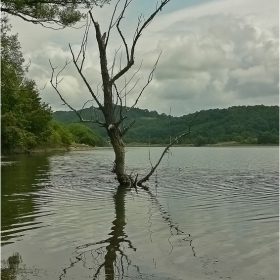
[46,121,73,147]
[67,123,106,147]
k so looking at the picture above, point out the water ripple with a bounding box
[1,147,279,280]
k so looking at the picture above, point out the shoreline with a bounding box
[125,143,279,147]
[2,142,278,156]
[1,144,96,156]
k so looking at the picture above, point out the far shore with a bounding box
[125,142,279,148]
[2,142,278,156]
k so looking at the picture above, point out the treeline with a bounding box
[1,19,106,155]
[53,105,279,146]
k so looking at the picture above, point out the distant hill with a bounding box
[53,105,279,145]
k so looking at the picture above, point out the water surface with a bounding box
[1,147,279,279]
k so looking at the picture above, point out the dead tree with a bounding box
[50,0,198,187]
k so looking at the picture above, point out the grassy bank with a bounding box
[2,143,97,155]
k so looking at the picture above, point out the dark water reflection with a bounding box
[1,154,50,245]
[59,186,135,280]
[1,147,279,279]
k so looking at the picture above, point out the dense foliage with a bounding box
[1,0,109,26]
[1,20,105,154]
[66,123,108,147]
[53,105,279,146]
[1,19,53,153]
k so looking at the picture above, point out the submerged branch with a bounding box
[137,111,200,185]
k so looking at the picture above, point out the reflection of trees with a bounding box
[1,252,22,280]
[59,186,138,280]
[102,187,137,279]
[1,154,50,245]
[60,184,196,279]
[142,184,196,257]
[1,252,44,280]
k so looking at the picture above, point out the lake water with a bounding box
[1,147,279,280]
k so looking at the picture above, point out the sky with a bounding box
[9,0,279,116]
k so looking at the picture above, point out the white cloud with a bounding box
[9,0,279,116]
[134,11,279,115]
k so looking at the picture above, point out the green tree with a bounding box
[1,19,52,153]
[1,0,109,27]
[67,123,101,146]
[257,131,278,144]
[194,135,207,147]
[46,121,73,147]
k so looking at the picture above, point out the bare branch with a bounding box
[69,44,104,111]
[38,82,47,92]
[123,52,162,118]
[110,47,122,78]
[121,119,136,136]
[116,0,132,63]
[111,0,170,84]
[123,77,140,97]
[118,60,143,97]
[105,0,122,48]
[49,59,105,126]
[79,99,94,115]
[111,58,134,84]
[75,15,91,71]
[133,14,144,42]
[49,59,83,121]
[117,50,121,73]
[131,0,171,57]
[137,112,200,185]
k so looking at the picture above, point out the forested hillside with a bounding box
[53,105,279,145]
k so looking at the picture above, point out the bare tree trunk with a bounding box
[108,127,130,185]
[91,18,130,185]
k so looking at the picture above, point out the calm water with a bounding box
[1,147,279,280]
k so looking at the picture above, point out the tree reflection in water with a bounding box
[59,184,196,279]
[59,186,138,280]
[1,252,22,280]
[141,184,196,257]
[1,252,46,279]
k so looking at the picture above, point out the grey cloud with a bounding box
[9,1,278,116]
[134,14,279,116]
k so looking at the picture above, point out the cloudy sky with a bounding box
[10,0,279,116]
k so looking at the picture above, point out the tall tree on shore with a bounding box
[1,18,53,153]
